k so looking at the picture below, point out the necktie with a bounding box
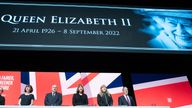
[126,96,131,106]
[52,93,55,97]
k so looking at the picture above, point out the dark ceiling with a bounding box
[0,0,191,74]
[2,0,192,9]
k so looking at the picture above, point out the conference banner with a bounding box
[132,73,192,108]
[0,71,21,105]
[0,2,192,53]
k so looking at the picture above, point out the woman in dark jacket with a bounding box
[0,87,5,105]
[97,85,113,106]
[18,85,35,106]
[72,84,88,106]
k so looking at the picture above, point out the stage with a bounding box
[0,106,170,108]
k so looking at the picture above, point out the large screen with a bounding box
[0,71,123,106]
[131,73,192,108]
[0,2,191,53]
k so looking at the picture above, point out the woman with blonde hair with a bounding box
[97,85,113,106]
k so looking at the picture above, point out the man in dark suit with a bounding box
[118,87,135,106]
[44,85,62,106]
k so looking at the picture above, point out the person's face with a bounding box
[26,87,31,93]
[123,87,128,95]
[52,85,57,93]
[161,16,192,48]
[78,86,83,93]
[101,86,107,93]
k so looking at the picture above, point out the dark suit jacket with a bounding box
[97,93,113,106]
[44,92,62,106]
[118,95,136,106]
[0,95,5,105]
[72,93,88,106]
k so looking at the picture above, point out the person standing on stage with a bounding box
[118,87,135,106]
[44,84,62,106]
[72,84,88,106]
[97,85,113,106]
[18,85,34,106]
[0,87,5,105]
